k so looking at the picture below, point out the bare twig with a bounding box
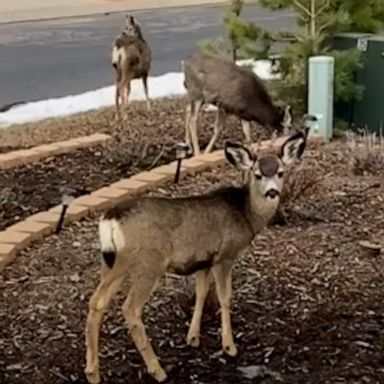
[49,369,70,382]
[147,144,166,170]
[132,142,149,168]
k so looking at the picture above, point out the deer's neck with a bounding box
[245,182,280,235]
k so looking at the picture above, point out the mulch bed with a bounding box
[0,98,267,151]
[0,98,269,231]
[1,142,384,384]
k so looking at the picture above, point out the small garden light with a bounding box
[174,142,190,184]
[55,189,75,234]
[303,114,318,132]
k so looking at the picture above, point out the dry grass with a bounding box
[280,162,323,206]
[102,129,175,173]
[346,129,384,175]
[272,160,324,225]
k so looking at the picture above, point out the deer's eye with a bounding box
[277,171,284,178]
[255,174,262,180]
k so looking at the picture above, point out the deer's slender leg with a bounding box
[185,102,192,149]
[241,120,252,144]
[122,271,166,382]
[122,80,131,121]
[187,269,211,347]
[115,85,121,121]
[212,261,237,357]
[189,99,203,156]
[85,269,124,384]
[142,75,151,110]
[124,81,131,105]
[114,74,123,122]
[204,107,226,153]
[113,65,122,121]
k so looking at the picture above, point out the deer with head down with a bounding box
[183,52,292,155]
[84,126,310,384]
[111,15,152,119]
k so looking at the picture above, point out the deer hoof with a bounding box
[187,333,200,348]
[85,366,101,384]
[148,363,167,382]
[223,342,238,357]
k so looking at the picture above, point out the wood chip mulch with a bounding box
[1,139,384,384]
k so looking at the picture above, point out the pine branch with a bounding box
[318,20,333,33]
[293,0,311,17]
[315,0,331,18]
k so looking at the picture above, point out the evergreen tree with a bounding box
[201,0,383,113]
[199,0,272,61]
[332,0,384,33]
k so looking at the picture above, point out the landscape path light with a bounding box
[303,113,318,126]
[174,142,190,184]
[301,113,319,137]
[55,188,75,234]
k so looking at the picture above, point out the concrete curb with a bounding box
[0,0,229,25]
[0,133,111,170]
[0,134,324,272]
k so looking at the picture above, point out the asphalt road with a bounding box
[0,3,293,107]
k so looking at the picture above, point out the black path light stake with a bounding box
[174,142,190,184]
[55,190,75,234]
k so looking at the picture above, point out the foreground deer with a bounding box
[85,128,309,383]
[183,52,292,155]
[111,15,151,119]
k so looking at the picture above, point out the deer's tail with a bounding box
[98,217,125,268]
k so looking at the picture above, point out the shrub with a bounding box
[346,129,384,175]
[272,161,324,225]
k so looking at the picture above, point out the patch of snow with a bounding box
[0,59,278,129]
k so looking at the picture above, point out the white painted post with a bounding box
[308,56,335,142]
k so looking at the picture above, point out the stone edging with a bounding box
[0,135,324,272]
[0,133,111,170]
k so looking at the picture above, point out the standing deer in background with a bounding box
[111,15,152,120]
[123,14,145,40]
[183,52,292,155]
[84,128,310,384]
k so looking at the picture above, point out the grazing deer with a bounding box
[183,52,292,155]
[84,127,309,384]
[111,15,151,119]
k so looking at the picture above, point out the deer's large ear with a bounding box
[125,14,135,26]
[279,128,309,165]
[225,141,254,171]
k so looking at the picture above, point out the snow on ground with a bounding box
[0,60,278,128]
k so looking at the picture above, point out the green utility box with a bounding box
[333,33,384,132]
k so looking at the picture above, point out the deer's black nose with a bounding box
[265,189,280,199]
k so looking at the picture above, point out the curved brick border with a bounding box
[0,133,111,170]
[0,135,324,272]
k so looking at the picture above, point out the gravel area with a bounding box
[1,142,384,384]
